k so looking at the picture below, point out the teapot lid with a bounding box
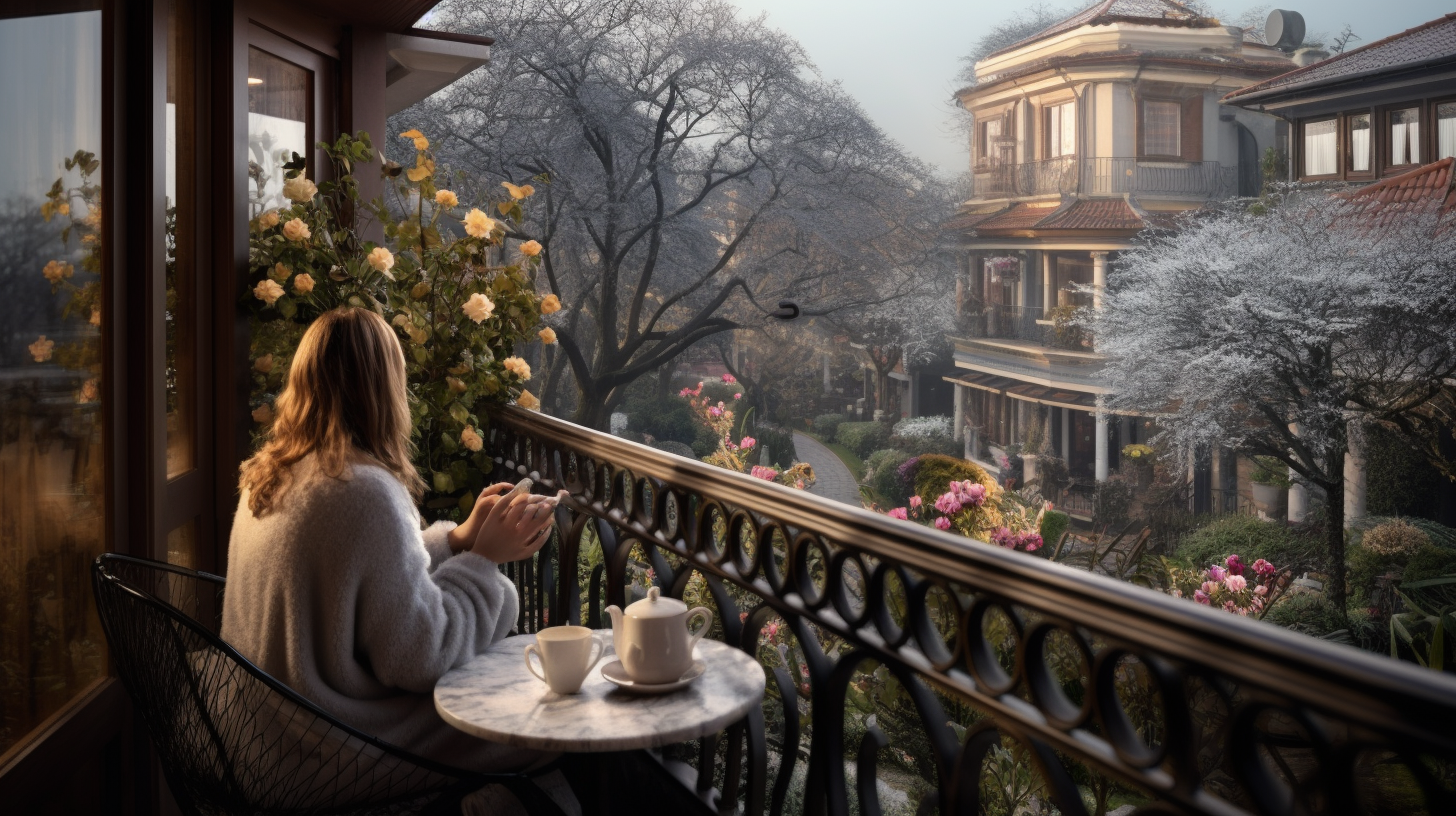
[624,586,686,618]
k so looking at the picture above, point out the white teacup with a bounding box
[524,626,606,694]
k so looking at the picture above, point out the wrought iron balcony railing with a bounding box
[486,405,1456,816]
[973,157,1238,201]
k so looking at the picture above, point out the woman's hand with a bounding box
[446,483,513,553]
[469,489,565,564]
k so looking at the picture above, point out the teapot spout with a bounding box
[605,604,624,652]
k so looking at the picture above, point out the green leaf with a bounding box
[439,432,458,454]
[413,346,427,364]
[277,296,298,319]
[433,472,455,493]
[449,401,470,425]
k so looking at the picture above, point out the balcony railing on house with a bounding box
[974,157,1238,200]
[486,405,1456,816]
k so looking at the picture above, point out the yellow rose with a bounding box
[501,181,535,200]
[89,308,101,327]
[406,158,435,182]
[520,240,542,257]
[540,293,562,315]
[282,176,318,203]
[538,327,557,344]
[254,354,274,373]
[270,262,292,282]
[252,403,274,424]
[42,260,74,283]
[446,376,467,394]
[517,389,541,411]
[435,189,459,208]
[367,246,395,279]
[410,281,431,300]
[460,426,483,452]
[28,335,55,362]
[293,272,315,294]
[462,292,495,323]
[462,208,497,239]
[253,278,285,306]
[282,218,311,242]
[400,128,430,151]
[57,202,70,216]
[78,378,99,404]
[258,210,280,229]
[408,325,429,345]
[502,356,532,381]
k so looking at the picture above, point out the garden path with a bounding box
[793,431,861,507]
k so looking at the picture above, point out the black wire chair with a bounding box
[92,553,567,816]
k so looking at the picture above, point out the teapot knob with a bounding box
[647,586,660,602]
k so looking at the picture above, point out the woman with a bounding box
[222,307,563,794]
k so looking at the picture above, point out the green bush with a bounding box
[1172,515,1321,573]
[1365,424,1442,518]
[813,413,849,441]
[865,448,913,506]
[1249,456,1292,488]
[1264,592,1347,637]
[1346,543,1410,607]
[751,424,797,470]
[837,421,891,458]
[1093,479,1135,529]
[1040,510,1071,550]
[907,454,996,508]
[627,398,698,447]
[890,433,960,458]
[1404,546,1456,584]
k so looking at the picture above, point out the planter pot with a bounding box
[1251,482,1286,520]
[1022,454,1039,485]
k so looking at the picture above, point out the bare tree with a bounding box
[408,0,947,429]
[1097,189,1456,614]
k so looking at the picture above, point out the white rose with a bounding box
[462,292,495,323]
[282,176,318,203]
[253,278,285,306]
[367,246,395,279]
[282,218,311,242]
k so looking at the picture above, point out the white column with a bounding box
[1345,424,1367,528]
[1060,407,1071,462]
[822,352,832,393]
[1287,421,1308,523]
[1091,251,1109,311]
[1042,252,1053,314]
[1019,254,1033,309]
[953,384,965,441]
[1095,410,1109,481]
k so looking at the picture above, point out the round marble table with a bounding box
[435,633,765,752]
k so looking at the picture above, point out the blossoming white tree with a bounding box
[1096,188,1456,612]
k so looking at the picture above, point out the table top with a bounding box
[434,633,766,752]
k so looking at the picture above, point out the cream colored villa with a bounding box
[945,0,1298,511]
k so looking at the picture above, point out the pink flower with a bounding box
[740,437,756,449]
[721,374,736,384]
[794,479,805,490]
[750,466,778,481]
[1021,533,1043,552]
[1207,565,1228,582]
[1224,574,1248,593]
[934,492,962,515]
[888,507,909,520]
[1225,555,1245,576]
[739,611,749,622]
[734,393,742,400]
[960,482,987,507]
[679,388,693,397]
[709,406,724,418]
[934,517,952,531]
[990,527,1016,548]
[1193,590,1210,605]
[1201,581,1219,596]
[1223,600,1239,614]
[1253,584,1268,596]
[908,496,922,509]
[764,621,780,638]
[1253,558,1276,577]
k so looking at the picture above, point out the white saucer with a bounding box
[600,659,706,694]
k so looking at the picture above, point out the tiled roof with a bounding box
[987,0,1213,60]
[1339,158,1456,228]
[1225,13,1456,101]
[976,203,1063,231]
[941,209,1007,232]
[1037,199,1145,230]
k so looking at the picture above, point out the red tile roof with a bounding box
[987,0,1213,60]
[941,209,1007,232]
[1037,199,1145,231]
[1225,13,1456,102]
[1339,158,1456,228]
[976,203,1063,231]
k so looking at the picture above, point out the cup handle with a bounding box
[685,607,714,652]
[586,634,606,670]
[524,643,548,683]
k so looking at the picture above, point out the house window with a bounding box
[978,117,1003,163]
[1142,100,1181,157]
[1348,113,1371,173]
[1303,118,1338,176]
[248,47,313,214]
[1046,101,1075,158]
[1438,103,1456,160]
[1390,108,1420,166]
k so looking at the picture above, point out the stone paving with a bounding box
[792,431,862,507]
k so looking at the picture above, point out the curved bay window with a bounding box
[0,4,107,761]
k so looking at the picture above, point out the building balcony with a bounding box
[484,405,1456,814]
[972,156,1238,202]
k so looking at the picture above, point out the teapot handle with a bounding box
[685,607,714,653]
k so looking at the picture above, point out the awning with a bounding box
[942,371,1098,412]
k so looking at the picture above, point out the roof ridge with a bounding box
[983,0,1210,62]
[1343,157,1455,201]
[1226,12,1456,100]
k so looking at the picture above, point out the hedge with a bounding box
[836,421,890,458]
[1172,515,1323,574]
[813,413,849,441]
[1039,510,1071,550]
[864,448,913,507]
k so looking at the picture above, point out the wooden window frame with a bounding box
[1432,95,1456,162]
[1136,94,1202,162]
[1296,116,1342,181]
[1043,100,1075,160]
[1343,110,1375,180]
[1381,104,1424,175]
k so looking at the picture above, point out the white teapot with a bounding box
[605,587,713,684]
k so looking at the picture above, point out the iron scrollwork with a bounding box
[487,406,1456,816]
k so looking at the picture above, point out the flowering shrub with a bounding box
[891,415,952,439]
[1121,443,1155,461]
[1164,554,1288,617]
[245,129,553,520]
[1361,519,1430,558]
[678,382,814,489]
[880,476,1046,553]
[30,150,103,405]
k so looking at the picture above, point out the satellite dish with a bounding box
[1265,9,1306,51]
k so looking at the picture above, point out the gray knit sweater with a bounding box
[222,454,539,770]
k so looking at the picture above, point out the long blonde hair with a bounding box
[240,307,425,516]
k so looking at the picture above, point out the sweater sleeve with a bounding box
[331,470,520,694]
[421,521,457,571]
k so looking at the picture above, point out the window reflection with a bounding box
[1438,103,1455,161]
[166,0,197,480]
[248,47,311,216]
[1348,113,1371,173]
[0,7,106,760]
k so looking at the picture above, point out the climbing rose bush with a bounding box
[1164,554,1288,617]
[678,382,814,489]
[881,478,1045,552]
